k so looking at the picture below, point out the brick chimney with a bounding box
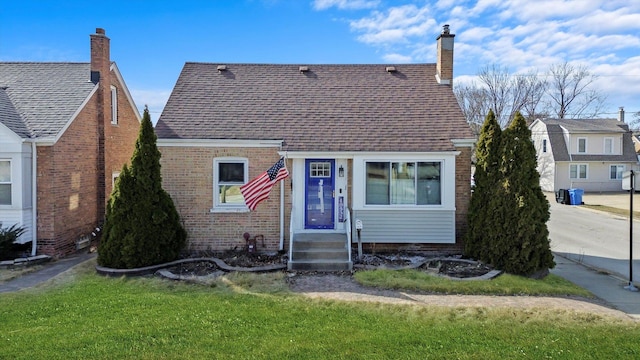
[90,28,110,222]
[90,28,110,85]
[436,24,455,85]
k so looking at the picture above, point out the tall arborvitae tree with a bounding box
[465,109,502,260]
[98,107,186,268]
[494,112,555,275]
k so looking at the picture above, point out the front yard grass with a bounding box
[1,261,639,359]
[354,269,593,297]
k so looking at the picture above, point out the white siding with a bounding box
[352,209,455,243]
[530,121,556,192]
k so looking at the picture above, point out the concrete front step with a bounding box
[288,260,352,271]
[292,248,349,261]
[290,233,350,271]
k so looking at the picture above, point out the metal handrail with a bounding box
[289,206,295,262]
[345,208,352,264]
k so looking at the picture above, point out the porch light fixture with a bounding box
[339,165,344,177]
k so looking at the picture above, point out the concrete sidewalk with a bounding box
[551,254,640,319]
[0,252,95,293]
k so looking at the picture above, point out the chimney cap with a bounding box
[442,24,450,35]
[95,28,106,35]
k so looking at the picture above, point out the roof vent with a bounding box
[217,65,227,73]
[385,66,397,73]
[299,66,309,73]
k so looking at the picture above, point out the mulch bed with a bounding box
[167,251,495,279]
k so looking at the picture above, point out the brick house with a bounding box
[0,28,140,258]
[155,25,475,270]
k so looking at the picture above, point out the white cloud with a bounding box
[349,4,435,45]
[130,89,172,123]
[321,0,640,114]
[382,53,413,63]
[312,0,380,10]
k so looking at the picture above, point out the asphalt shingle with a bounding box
[156,63,474,152]
[0,62,96,140]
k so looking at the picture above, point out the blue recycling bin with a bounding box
[568,188,584,205]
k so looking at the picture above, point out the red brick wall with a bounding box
[454,146,472,245]
[36,99,101,257]
[35,69,138,258]
[104,75,139,199]
[159,146,289,252]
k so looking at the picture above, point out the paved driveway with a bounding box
[547,191,640,283]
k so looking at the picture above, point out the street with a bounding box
[548,198,640,283]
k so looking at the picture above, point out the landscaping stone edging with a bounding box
[95,257,286,277]
[354,257,502,281]
[0,255,51,269]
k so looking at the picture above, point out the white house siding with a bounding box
[0,130,33,243]
[349,152,458,244]
[560,161,634,192]
[351,209,455,243]
[530,121,555,192]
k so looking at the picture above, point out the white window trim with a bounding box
[610,164,625,180]
[569,163,588,179]
[604,137,614,154]
[577,137,587,153]
[352,153,456,211]
[0,159,12,206]
[110,85,118,125]
[112,171,120,188]
[211,157,249,213]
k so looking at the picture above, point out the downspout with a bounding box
[31,140,37,256]
[279,180,284,251]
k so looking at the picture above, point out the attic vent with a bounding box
[299,66,309,73]
[217,65,227,72]
[385,66,397,73]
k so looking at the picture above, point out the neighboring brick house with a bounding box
[155,25,475,270]
[0,28,140,258]
[530,108,639,193]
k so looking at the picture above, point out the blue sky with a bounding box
[2,0,639,121]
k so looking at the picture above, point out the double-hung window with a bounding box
[0,160,11,205]
[577,138,587,153]
[365,161,441,205]
[570,164,588,179]
[610,165,625,180]
[604,138,613,154]
[110,86,118,125]
[213,158,247,210]
[542,139,547,153]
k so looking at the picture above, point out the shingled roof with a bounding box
[156,63,474,152]
[539,118,637,162]
[0,62,97,140]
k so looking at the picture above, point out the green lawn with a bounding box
[1,262,639,359]
[354,269,594,297]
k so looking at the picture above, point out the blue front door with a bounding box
[305,159,335,229]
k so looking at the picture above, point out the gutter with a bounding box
[30,140,37,256]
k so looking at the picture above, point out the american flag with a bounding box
[240,157,289,211]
